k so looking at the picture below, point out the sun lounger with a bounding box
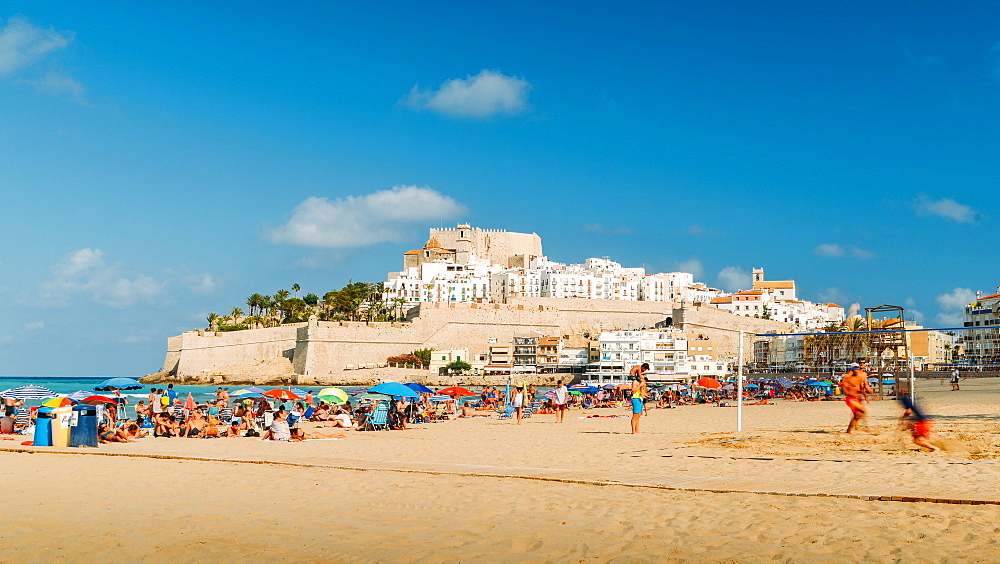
[361,402,390,431]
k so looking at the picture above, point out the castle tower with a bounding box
[752,268,765,283]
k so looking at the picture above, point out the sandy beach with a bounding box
[1,378,997,561]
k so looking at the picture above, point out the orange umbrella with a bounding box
[183,392,196,410]
[438,386,476,397]
[263,389,301,401]
[695,377,722,390]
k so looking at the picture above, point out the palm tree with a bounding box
[230,307,245,326]
[247,293,264,316]
[292,283,301,298]
[206,312,219,330]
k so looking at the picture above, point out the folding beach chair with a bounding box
[497,404,514,419]
[14,407,30,432]
[361,402,390,431]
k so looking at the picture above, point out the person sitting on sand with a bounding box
[154,413,177,437]
[182,409,208,437]
[329,409,355,429]
[261,408,291,441]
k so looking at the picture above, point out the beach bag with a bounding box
[160,396,170,407]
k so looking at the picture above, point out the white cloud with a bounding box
[673,258,704,279]
[933,287,976,326]
[122,335,150,344]
[0,17,73,75]
[0,335,11,346]
[913,193,978,223]
[18,71,85,101]
[185,273,221,294]
[23,321,44,330]
[814,243,874,259]
[39,248,165,308]
[717,266,751,292]
[266,185,467,248]
[815,244,846,258]
[935,287,976,310]
[403,70,531,118]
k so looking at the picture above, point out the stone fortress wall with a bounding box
[159,297,792,384]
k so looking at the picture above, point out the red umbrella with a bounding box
[263,389,301,401]
[183,392,196,410]
[81,395,116,405]
[695,377,722,390]
[438,386,476,397]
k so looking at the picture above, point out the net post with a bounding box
[737,331,744,432]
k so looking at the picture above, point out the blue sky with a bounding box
[2,2,998,376]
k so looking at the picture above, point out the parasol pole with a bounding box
[737,331,744,432]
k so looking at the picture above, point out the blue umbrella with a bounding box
[405,382,434,394]
[369,382,419,398]
[744,383,760,389]
[778,377,794,388]
[234,392,266,399]
[94,377,144,391]
[581,386,600,394]
[0,385,57,400]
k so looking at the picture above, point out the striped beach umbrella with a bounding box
[67,390,94,401]
[0,385,57,400]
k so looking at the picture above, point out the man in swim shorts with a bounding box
[629,364,649,434]
[898,392,940,451]
[841,359,873,434]
[553,380,568,423]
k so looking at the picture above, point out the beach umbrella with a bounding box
[81,395,116,405]
[290,388,308,397]
[569,390,582,396]
[40,397,78,408]
[94,377,144,391]
[263,389,301,401]
[602,384,616,390]
[183,392,196,410]
[438,386,476,397]
[317,387,349,405]
[348,388,368,396]
[695,377,722,390]
[568,384,589,390]
[369,382,420,398]
[231,387,266,396]
[404,382,434,394]
[882,379,896,385]
[722,384,735,391]
[744,384,760,389]
[777,377,794,388]
[0,385,57,400]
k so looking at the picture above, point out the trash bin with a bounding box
[34,407,55,447]
[69,404,98,447]
[50,406,73,447]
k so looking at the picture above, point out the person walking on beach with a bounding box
[898,392,940,452]
[950,368,961,391]
[841,359,873,434]
[553,380,568,423]
[512,386,525,424]
[629,364,649,434]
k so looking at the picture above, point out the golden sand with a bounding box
[1,378,997,561]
